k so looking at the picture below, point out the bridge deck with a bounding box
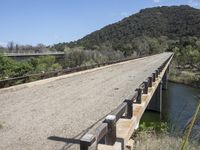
[0,52,172,150]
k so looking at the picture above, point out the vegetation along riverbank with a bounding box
[169,39,200,88]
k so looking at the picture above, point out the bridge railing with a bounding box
[79,54,173,150]
[0,53,152,88]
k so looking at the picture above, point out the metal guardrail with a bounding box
[79,54,173,150]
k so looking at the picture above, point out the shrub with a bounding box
[0,55,62,79]
[63,48,124,68]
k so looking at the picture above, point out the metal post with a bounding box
[80,134,96,150]
[103,115,116,145]
[124,99,133,119]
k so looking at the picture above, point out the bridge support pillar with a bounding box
[147,82,162,113]
[162,70,168,90]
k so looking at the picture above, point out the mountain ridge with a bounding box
[53,5,200,54]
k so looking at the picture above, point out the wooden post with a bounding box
[152,73,156,82]
[148,76,153,87]
[136,88,142,104]
[124,99,133,119]
[158,66,162,73]
[155,70,159,78]
[80,134,96,150]
[160,64,163,71]
[103,115,116,145]
[143,80,148,94]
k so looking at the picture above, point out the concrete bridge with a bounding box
[0,52,173,150]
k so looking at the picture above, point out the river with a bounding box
[141,82,200,133]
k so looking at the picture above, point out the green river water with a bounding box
[141,82,200,133]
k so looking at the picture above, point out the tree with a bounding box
[7,41,14,52]
[36,43,46,51]
[16,44,19,53]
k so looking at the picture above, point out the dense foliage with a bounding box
[53,5,200,55]
[169,36,200,87]
[0,55,62,79]
[172,37,200,69]
[63,47,124,68]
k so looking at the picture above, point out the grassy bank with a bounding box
[169,61,200,88]
[133,131,199,150]
[132,122,200,150]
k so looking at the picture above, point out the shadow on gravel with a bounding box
[48,136,80,144]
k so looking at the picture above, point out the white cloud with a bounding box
[188,0,200,7]
[153,0,161,3]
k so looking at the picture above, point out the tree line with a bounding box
[0,48,124,80]
[0,41,50,53]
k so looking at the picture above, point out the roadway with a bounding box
[0,52,172,150]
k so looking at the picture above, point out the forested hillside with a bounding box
[53,5,200,55]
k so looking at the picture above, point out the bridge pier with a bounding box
[162,67,169,90]
[147,82,162,113]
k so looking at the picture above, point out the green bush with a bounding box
[63,48,124,68]
[0,55,16,79]
[28,56,62,73]
[0,55,62,80]
[14,61,33,77]
[139,122,168,133]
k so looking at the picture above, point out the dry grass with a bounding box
[133,131,200,150]
[169,64,200,88]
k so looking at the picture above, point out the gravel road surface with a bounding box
[0,53,172,150]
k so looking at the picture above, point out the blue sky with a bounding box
[0,0,199,46]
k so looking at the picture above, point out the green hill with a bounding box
[53,5,200,56]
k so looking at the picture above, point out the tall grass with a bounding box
[181,98,200,150]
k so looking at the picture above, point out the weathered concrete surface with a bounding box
[98,57,173,150]
[0,53,172,150]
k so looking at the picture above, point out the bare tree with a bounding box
[16,44,19,53]
[7,41,14,52]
